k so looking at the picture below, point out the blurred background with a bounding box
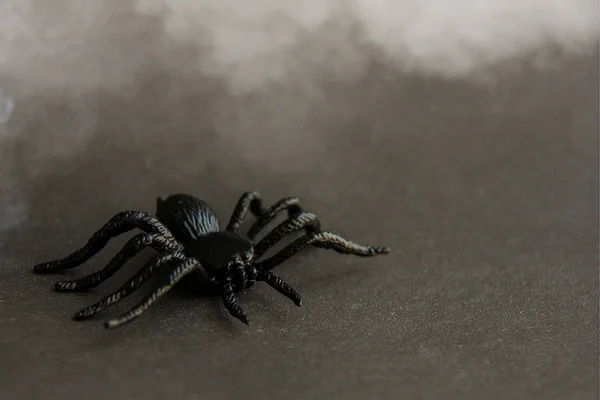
[0,1,598,399]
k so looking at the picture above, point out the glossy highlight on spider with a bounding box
[33,192,389,329]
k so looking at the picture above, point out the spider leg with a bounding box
[33,211,174,273]
[226,191,268,232]
[255,231,389,271]
[221,280,249,324]
[73,251,187,320]
[104,257,203,329]
[54,233,182,292]
[253,212,321,259]
[247,197,305,239]
[258,270,302,306]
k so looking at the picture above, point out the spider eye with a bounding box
[241,251,252,262]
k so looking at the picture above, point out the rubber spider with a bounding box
[33,192,389,328]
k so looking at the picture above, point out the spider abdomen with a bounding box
[155,194,220,243]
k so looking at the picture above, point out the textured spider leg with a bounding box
[258,270,302,306]
[253,212,321,259]
[226,191,268,232]
[73,252,187,320]
[255,232,389,272]
[54,233,183,292]
[33,211,174,273]
[222,280,249,324]
[104,258,203,329]
[246,197,305,239]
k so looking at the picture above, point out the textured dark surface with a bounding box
[0,49,598,400]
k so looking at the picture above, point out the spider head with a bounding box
[186,231,257,290]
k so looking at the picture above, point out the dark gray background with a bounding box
[0,6,598,399]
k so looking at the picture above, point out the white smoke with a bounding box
[133,0,598,93]
[0,0,597,231]
[1,0,597,95]
[0,89,14,124]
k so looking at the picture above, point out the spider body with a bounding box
[158,194,253,276]
[33,192,389,329]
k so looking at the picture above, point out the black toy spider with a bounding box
[33,192,389,328]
